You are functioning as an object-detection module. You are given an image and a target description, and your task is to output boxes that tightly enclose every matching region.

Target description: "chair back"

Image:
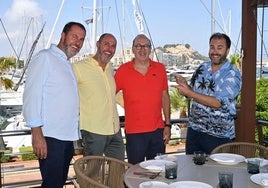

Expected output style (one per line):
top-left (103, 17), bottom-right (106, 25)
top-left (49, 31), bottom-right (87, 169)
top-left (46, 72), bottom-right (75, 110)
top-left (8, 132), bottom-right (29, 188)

top-left (211, 142), bottom-right (268, 158)
top-left (74, 155), bottom-right (132, 188)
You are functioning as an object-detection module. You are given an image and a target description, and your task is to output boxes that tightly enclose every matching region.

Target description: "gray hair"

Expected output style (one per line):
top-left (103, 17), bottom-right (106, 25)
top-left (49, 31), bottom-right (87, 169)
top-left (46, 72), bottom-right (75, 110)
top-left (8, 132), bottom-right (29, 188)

top-left (132, 34), bottom-right (151, 47)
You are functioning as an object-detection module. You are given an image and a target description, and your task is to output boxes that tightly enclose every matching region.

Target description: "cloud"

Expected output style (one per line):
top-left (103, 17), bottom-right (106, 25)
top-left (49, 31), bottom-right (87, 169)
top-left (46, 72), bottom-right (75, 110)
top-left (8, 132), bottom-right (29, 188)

top-left (0, 0), bottom-right (47, 57)
top-left (5, 0), bottom-right (46, 22)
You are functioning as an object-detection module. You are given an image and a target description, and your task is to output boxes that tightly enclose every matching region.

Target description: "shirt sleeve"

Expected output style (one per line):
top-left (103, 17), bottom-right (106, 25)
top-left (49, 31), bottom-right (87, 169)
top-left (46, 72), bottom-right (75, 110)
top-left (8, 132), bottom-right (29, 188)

top-left (215, 69), bottom-right (242, 115)
top-left (114, 67), bottom-right (123, 93)
top-left (22, 52), bottom-right (51, 127)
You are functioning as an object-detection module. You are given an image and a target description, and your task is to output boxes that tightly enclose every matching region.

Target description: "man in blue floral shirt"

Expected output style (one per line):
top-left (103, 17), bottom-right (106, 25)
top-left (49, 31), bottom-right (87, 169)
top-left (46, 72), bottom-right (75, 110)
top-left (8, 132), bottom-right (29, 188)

top-left (175, 33), bottom-right (242, 154)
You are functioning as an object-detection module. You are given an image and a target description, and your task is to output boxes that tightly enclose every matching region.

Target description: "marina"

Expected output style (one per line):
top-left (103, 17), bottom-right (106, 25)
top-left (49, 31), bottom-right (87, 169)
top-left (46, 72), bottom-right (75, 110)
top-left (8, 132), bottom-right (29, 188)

top-left (0, 0), bottom-right (268, 187)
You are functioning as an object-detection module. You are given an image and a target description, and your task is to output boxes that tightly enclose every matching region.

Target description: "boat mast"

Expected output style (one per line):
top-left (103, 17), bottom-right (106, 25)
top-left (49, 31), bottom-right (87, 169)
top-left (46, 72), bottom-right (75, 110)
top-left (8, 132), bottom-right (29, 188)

top-left (46, 0), bottom-right (65, 49)
top-left (259, 3), bottom-right (266, 78)
top-left (211, 0), bottom-right (215, 34)
top-left (90, 0), bottom-right (98, 54)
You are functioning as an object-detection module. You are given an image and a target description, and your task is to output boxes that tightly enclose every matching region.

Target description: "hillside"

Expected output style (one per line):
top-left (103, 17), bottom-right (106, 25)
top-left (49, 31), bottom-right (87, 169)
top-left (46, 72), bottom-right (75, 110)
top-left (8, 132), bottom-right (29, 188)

top-left (156, 43), bottom-right (209, 62)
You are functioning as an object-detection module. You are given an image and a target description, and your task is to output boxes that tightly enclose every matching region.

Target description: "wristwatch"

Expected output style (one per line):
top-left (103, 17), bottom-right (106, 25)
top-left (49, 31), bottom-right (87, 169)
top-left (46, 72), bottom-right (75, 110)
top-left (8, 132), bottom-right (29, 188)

top-left (165, 123), bottom-right (172, 128)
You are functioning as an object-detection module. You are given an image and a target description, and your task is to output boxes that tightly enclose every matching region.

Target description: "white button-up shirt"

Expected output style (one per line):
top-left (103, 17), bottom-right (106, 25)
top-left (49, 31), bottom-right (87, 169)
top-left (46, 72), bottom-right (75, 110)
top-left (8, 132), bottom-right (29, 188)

top-left (23, 44), bottom-right (80, 141)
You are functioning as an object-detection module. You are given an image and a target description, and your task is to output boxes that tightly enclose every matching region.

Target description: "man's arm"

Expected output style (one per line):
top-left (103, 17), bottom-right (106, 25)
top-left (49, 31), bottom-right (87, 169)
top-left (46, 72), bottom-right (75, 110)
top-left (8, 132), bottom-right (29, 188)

top-left (175, 75), bottom-right (221, 108)
top-left (162, 90), bottom-right (171, 144)
top-left (23, 52), bottom-right (49, 159)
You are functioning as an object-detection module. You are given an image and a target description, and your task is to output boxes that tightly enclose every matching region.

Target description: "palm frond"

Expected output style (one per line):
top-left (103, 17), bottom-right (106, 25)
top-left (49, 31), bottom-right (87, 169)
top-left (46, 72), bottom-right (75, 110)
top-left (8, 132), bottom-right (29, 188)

top-left (0, 77), bottom-right (14, 90)
top-left (169, 88), bottom-right (187, 113)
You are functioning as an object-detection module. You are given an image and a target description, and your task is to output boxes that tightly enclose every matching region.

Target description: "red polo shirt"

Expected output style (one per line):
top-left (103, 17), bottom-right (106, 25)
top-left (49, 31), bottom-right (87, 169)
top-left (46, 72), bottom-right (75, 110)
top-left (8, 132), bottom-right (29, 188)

top-left (115, 59), bottom-right (168, 134)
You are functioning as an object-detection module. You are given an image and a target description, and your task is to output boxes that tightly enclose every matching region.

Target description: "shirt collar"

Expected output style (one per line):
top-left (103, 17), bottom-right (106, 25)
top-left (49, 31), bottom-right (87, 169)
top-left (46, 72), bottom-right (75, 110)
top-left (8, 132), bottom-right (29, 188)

top-left (50, 44), bottom-right (68, 61)
top-left (128, 58), bottom-right (154, 69)
top-left (209, 60), bottom-right (231, 72)
top-left (89, 54), bottom-right (111, 71)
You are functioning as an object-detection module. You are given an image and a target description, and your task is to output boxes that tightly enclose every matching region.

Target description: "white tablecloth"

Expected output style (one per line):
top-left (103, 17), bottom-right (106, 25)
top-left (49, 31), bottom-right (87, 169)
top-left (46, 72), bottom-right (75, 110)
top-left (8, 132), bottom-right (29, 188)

top-left (124, 154), bottom-right (259, 188)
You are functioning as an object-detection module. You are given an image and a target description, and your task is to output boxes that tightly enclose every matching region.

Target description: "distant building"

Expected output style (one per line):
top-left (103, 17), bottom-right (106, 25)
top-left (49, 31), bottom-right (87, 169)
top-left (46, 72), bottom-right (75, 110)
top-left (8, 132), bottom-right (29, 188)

top-left (71, 53), bottom-right (91, 63)
top-left (73, 45), bottom-right (206, 69)
top-left (112, 48), bottom-right (133, 67)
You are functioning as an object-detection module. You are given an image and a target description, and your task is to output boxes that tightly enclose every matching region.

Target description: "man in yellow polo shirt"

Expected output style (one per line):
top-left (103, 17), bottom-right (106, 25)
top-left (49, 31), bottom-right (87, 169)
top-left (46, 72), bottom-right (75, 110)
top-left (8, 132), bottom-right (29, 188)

top-left (72, 33), bottom-right (124, 160)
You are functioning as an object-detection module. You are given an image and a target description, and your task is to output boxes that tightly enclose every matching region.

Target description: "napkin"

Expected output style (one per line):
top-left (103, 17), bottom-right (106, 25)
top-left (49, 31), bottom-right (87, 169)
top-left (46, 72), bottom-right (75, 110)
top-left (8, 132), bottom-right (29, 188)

top-left (145, 165), bottom-right (163, 172)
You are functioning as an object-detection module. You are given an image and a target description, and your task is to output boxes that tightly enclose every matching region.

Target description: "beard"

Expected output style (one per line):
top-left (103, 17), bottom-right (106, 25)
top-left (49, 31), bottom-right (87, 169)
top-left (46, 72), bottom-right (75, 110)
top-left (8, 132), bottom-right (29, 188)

top-left (98, 51), bottom-right (112, 64)
top-left (210, 54), bottom-right (227, 65)
top-left (212, 58), bottom-right (226, 65)
top-left (63, 41), bottom-right (79, 59)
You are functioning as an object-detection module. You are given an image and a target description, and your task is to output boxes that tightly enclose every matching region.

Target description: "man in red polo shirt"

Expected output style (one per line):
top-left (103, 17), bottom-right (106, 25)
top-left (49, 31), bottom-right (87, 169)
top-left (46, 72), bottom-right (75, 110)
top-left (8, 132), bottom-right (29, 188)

top-left (115, 34), bottom-right (171, 164)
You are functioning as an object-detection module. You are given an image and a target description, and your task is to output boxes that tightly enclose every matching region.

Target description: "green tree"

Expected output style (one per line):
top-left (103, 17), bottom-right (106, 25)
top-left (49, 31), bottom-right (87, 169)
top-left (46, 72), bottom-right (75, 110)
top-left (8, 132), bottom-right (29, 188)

top-left (169, 88), bottom-right (188, 127)
top-left (255, 78), bottom-right (268, 144)
top-left (185, 43), bottom-right (190, 49)
top-left (229, 54), bottom-right (242, 71)
top-left (17, 59), bottom-right (24, 69)
top-left (256, 78), bottom-right (268, 120)
top-left (0, 57), bottom-right (16, 90)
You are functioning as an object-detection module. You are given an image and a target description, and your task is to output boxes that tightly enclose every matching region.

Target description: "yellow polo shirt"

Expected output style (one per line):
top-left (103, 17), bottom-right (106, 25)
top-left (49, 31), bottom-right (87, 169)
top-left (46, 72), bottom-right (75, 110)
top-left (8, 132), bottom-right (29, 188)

top-left (72, 55), bottom-right (120, 135)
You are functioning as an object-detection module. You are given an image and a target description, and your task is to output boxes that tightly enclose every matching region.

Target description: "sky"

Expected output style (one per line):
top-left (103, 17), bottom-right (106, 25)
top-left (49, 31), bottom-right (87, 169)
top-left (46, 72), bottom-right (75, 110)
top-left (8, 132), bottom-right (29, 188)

top-left (0, 0), bottom-right (267, 61)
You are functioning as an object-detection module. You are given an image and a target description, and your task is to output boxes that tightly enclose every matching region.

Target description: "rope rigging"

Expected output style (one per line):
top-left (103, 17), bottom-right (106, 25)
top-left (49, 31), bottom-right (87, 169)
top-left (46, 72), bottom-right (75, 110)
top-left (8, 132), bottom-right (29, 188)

top-left (199, 0), bottom-right (241, 55)
top-left (252, 4), bottom-right (268, 78)
top-left (13, 22), bottom-right (46, 91)
top-left (0, 18), bottom-right (19, 59)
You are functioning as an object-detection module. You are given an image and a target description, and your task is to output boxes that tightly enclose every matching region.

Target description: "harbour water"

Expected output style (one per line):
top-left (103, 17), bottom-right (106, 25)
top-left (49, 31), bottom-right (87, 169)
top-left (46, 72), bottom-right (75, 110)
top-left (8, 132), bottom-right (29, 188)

top-left (257, 67), bottom-right (268, 78)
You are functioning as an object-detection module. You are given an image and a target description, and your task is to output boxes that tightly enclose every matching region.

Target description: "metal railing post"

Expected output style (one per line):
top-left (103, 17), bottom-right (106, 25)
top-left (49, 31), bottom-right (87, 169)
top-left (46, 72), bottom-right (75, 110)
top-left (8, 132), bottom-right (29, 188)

top-left (0, 151), bottom-right (3, 187)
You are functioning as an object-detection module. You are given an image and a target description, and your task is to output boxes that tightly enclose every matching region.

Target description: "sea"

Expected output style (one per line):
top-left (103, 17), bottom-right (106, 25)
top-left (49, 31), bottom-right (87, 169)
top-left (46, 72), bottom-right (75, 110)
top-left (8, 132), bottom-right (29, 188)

top-left (256, 67), bottom-right (268, 78)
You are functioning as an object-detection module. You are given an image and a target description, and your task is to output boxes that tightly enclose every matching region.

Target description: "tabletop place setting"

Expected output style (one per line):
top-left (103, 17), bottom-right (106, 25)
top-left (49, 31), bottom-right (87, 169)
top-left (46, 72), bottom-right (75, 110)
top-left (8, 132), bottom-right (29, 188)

top-left (124, 151), bottom-right (268, 188)
top-left (246, 157), bottom-right (268, 188)
top-left (137, 153), bottom-right (214, 188)
top-left (209, 152), bottom-right (268, 188)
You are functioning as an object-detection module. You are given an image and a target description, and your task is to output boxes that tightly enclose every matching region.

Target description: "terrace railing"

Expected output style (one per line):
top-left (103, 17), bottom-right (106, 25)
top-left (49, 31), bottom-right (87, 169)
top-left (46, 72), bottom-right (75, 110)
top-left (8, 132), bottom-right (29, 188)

top-left (0, 118), bottom-right (188, 187)
top-left (1, 118), bottom-right (268, 187)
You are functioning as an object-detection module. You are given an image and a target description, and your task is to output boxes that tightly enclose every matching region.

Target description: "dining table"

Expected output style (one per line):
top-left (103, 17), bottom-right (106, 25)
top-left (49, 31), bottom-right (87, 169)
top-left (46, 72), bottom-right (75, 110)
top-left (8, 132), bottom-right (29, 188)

top-left (124, 154), bottom-right (261, 188)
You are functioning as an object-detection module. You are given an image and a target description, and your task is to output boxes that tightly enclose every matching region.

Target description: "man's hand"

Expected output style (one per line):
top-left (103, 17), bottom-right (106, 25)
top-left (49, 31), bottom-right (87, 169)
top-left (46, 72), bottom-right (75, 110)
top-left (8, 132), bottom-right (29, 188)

top-left (31, 127), bottom-right (47, 159)
top-left (163, 126), bottom-right (171, 144)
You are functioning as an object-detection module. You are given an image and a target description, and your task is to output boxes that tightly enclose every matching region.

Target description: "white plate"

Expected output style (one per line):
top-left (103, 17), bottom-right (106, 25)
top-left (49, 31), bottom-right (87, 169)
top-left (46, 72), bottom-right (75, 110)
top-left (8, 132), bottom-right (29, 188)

top-left (169, 181), bottom-right (213, 188)
top-left (210, 153), bottom-right (245, 165)
top-left (155, 155), bottom-right (177, 162)
top-left (250, 173), bottom-right (268, 186)
top-left (139, 160), bottom-right (175, 172)
top-left (139, 181), bottom-right (169, 188)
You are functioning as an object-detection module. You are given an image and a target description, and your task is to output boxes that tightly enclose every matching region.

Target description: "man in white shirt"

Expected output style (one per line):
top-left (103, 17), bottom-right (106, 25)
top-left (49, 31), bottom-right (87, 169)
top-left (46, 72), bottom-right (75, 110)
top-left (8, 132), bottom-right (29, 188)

top-left (23, 22), bottom-right (86, 188)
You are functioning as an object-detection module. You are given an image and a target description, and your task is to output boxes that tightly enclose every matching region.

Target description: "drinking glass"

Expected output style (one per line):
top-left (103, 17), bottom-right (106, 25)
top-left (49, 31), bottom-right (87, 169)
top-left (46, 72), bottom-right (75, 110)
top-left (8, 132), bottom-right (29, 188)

top-left (218, 172), bottom-right (233, 188)
top-left (165, 162), bottom-right (177, 179)
top-left (247, 158), bottom-right (260, 174)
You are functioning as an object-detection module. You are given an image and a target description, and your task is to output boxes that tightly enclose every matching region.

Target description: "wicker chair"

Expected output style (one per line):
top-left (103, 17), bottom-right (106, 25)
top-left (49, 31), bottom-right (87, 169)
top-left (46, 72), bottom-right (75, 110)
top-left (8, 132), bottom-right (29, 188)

top-left (211, 142), bottom-right (268, 159)
top-left (73, 155), bottom-right (132, 188)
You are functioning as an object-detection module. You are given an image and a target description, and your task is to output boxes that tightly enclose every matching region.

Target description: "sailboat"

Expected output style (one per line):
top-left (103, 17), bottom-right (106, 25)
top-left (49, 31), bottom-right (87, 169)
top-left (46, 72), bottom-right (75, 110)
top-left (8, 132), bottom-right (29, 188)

top-left (0, 13), bottom-right (46, 152)
top-left (2, 114), bottom-right (31, 152)
top-left (80, 0), bottom-right (147, 57)
top-left (0, 0), bottom-right (148, 150)
top-left (78, 0), bottom-right (153, 117)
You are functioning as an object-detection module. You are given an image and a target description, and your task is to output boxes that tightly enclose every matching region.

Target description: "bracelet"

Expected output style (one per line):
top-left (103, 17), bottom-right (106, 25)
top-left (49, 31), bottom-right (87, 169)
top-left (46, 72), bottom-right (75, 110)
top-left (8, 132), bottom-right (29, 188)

top-left (165, 123), bottom-right (172, 128)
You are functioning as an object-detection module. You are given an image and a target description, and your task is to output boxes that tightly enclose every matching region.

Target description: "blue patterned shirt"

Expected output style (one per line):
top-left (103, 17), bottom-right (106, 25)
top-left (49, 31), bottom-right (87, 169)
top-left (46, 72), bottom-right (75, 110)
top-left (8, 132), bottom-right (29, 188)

top-left (189, 60), bottom-right (242, 139)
